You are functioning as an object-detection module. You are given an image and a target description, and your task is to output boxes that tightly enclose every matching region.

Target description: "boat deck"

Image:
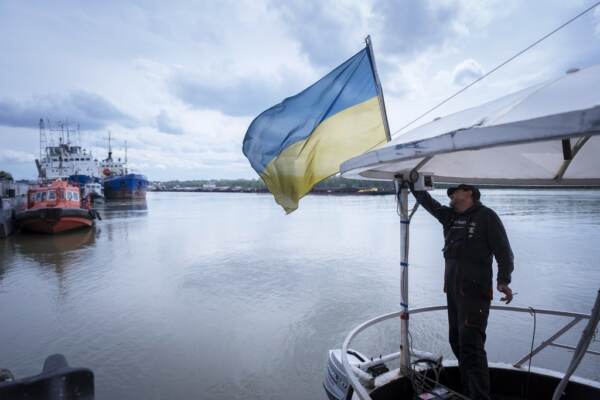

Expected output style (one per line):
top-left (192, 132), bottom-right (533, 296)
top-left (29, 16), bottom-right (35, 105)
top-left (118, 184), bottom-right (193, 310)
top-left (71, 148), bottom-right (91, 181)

top-left (370, 366), bottom-right (600, 399)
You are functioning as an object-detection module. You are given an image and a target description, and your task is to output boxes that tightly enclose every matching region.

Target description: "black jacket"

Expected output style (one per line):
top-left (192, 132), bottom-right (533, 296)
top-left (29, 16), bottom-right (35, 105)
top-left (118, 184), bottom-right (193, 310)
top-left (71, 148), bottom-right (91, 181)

top-left (412, 190), bottom-right (514, 295)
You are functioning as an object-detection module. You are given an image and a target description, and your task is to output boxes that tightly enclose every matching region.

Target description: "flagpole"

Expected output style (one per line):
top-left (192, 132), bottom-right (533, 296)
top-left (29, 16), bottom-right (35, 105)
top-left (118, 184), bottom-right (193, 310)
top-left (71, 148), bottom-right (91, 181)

top-left (365, 35), bottom-right (392, 142)
top-left (367, 35), bottom-right (410, 374)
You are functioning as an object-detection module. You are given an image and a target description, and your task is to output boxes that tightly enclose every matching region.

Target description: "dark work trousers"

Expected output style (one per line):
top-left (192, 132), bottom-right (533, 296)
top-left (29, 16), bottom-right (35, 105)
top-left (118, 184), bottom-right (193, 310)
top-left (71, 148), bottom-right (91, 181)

top-left (445, 260), bottom-right (491, 400)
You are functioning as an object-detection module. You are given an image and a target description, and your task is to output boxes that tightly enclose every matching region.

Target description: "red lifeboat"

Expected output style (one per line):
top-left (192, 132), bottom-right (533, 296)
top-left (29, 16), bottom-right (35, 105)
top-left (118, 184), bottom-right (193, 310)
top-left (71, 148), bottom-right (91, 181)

top-left (16, 180), bottom-right (100, 234)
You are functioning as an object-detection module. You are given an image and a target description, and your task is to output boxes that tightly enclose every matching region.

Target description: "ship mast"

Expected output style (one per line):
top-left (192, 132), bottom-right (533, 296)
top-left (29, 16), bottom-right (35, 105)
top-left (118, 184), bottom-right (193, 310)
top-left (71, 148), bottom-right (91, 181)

top-left (77, 122), bottom-right (81, 148)
top-left (36, 119), bottom-right (48, 179)
top-left (38, 118), bottom-right (46, 161)
top-left (107, 131), bottom-right (113, 161)
top-left (66, 120), bottom-right (71, 145)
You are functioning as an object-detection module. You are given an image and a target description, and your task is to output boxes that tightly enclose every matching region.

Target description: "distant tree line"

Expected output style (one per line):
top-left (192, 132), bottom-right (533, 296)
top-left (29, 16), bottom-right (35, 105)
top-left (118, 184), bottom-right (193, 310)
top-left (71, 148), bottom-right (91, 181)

top-left (0, 171), bottom-right (13, 181)
top-left (159, 175), bottom-right (395, 192)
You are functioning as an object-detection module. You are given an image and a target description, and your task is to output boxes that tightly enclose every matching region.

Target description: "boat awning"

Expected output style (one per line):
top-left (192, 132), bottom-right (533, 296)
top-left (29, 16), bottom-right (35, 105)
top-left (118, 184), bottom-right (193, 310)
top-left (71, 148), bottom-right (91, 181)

top-left (340, 65), bottom-right (600, 185)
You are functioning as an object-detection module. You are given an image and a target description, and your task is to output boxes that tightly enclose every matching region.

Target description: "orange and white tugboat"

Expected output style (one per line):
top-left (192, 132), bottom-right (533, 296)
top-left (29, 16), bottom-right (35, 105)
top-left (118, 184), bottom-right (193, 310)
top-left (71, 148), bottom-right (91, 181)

top-left (16, 180), bottom-right (100, 234)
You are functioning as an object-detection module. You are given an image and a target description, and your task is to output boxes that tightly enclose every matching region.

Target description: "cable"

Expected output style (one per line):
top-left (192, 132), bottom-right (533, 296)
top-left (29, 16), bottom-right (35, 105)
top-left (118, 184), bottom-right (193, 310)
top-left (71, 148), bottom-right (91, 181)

top-left (390, 1), bottom-right (600, 138)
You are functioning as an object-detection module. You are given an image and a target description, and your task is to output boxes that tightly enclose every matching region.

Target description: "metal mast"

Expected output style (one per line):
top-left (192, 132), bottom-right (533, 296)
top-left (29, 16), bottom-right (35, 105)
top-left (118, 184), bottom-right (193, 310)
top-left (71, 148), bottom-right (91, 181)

top-left (395, 178), bottom-right (411, 374)
top-left (38, 118), bottom-right (47, 161)
top-left (107, 131), bottom-right (112, 161)
top-left (366, 34), bottom-right (411, 373)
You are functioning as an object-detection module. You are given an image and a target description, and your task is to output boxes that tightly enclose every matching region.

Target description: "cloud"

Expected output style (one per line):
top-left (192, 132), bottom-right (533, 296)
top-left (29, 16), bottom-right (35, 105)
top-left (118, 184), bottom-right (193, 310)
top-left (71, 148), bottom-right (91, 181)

top-left (156, 110), bottom-right (183, 135)
top-left (0, 91), bottom-right (138, 130)
top-left (271, 0), bottom-right (368, 66)
top-left (170, 66), bottom-right (310, 117)
top-left (0, 1), bottom-right (597, 181)
top-left (171, 76), bottom-right (270, 117)
top-left (452, 59), bottom-right (484, 86)
top-left (0, 149), bottom-right (35, 163)
top-left (374, 0), bottom-right (464, 56)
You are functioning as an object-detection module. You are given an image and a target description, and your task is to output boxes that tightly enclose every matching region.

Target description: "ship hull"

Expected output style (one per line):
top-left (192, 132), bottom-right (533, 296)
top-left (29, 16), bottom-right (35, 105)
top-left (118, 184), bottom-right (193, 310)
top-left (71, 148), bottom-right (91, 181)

top-left (16, 208), bottom-right (95, 234)
top-left (68, 174), bottom-right (100, 185)
top-left (103, 174), bottom-right (148, 199)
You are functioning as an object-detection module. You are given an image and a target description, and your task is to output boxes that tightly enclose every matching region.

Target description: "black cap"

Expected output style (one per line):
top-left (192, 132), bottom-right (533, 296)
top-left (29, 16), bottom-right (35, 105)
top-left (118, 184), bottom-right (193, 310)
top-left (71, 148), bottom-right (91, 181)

top-left (447, 184), bottom-right (480, 201)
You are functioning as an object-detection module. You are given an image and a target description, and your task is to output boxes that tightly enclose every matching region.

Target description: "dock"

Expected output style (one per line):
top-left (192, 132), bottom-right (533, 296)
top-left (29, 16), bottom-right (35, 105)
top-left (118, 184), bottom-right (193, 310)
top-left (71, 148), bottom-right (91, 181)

top-left (0, 180), bottom-right (29, 238)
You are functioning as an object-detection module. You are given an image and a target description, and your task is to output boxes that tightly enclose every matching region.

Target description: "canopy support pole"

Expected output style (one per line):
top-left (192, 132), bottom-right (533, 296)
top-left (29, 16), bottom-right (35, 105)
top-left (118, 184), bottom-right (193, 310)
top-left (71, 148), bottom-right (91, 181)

top-left (395, 179), bottom-right (411, 374)
top-left (554, 135), bottom-right (591, 180)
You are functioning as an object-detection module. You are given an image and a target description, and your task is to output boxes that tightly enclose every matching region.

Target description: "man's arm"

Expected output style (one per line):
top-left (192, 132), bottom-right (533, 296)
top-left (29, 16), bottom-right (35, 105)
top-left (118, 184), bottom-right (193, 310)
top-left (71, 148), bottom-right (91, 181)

top-left (486, 209), bottom-right (514, 285)
top-left (410, 187), bottom-right (453, 226)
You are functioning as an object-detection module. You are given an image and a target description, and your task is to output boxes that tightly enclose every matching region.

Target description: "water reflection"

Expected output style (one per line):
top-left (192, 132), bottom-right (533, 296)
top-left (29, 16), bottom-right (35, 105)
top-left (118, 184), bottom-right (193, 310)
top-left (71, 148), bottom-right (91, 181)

top-left (14, 228), bottom-right (96, 262)
top-left (0, 191), bottom-right (598, 400)
top-left (97, 199), bottom-right (148, 219)
top-left (13, 229), bottom-right (97, 298)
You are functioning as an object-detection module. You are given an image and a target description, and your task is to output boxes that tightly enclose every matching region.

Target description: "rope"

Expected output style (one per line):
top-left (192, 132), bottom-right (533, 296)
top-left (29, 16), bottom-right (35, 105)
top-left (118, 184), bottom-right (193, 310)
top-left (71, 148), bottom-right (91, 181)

top-left (390, 1), bottom-right (600, 138)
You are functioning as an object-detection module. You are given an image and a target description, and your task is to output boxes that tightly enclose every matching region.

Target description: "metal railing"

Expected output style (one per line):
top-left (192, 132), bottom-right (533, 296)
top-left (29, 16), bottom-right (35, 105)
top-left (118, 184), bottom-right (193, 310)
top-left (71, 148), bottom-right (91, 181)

top-left (341, 305), bottom-right (597, 400)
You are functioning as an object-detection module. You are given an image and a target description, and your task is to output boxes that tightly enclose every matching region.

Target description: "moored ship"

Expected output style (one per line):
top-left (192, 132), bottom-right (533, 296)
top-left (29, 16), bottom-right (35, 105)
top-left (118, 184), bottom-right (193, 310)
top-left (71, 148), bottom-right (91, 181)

top-left (16, 180), bottom-right (99, 234)
top-left (69, 174), bottom-right (105, 200)
top-left (99, 134), bottom-right (148, 199)
top-left (102, 174), bottom-right (148, 199)
top-left (35, 119), bottom-right (100, 182)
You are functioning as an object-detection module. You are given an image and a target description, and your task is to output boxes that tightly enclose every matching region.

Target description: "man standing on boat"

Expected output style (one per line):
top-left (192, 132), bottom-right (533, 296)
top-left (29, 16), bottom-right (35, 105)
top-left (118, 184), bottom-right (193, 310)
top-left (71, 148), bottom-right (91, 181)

top-left (410, 184), bottom-right (514, 400)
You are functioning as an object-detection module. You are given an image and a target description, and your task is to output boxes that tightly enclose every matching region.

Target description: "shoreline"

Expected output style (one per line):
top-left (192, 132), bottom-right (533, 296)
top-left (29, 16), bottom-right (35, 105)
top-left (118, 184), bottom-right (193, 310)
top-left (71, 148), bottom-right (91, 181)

top-left (149, 186), bottom-right (600, 195)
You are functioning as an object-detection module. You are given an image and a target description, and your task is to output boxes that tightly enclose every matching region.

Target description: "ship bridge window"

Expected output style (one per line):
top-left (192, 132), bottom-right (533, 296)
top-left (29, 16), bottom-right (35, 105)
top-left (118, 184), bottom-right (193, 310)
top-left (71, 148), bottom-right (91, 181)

top-left (40, 192), bottom-right (46, 201)
top-left (73, 192), bottom-right (79, 201)
top-left (53, 158), bottom-right (58, 161)
top-left (35, 192), bottom-right (42, 201)
top-left (47, 191), bottom-right (56, 200)
top-left (67, 191), bottom-right (73, 201)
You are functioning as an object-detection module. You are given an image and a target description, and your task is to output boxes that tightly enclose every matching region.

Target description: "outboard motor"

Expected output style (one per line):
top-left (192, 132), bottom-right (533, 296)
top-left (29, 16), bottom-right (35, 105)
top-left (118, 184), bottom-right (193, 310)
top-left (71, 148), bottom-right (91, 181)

top-left (324, 349), bottom-right (389, 400)
top-left (324, 349), bottom-right (362, 400)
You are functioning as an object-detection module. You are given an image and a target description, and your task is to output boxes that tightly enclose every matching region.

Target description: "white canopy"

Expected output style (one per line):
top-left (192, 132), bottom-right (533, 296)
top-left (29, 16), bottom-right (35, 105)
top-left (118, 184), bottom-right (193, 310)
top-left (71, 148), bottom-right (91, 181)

top-left (341, 65), bottom-right (600, 185)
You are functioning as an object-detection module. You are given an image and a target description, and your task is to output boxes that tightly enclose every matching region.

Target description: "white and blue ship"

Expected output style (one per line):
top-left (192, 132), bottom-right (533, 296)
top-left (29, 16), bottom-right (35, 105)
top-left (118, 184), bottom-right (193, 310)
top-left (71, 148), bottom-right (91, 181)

top-left (35, 120), bottom-right (148, 200)
top-left (99, 134), bottom-right (148, 200)
top-left (35, 119), bottom-right (104, 200)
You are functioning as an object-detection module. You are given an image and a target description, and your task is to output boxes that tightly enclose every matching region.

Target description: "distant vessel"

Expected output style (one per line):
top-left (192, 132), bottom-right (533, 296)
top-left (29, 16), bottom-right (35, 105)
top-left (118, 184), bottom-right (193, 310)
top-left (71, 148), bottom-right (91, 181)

top-left (99, 133), bottom-right (148, 199)
top-left (83, 181), bottom-right (104, 200)
top-left (16, 180), bottom-right (99, 234)
top-left (69, 175), bottom-right (104, 200)
top-left (35, 119), bottom-right (100, 181)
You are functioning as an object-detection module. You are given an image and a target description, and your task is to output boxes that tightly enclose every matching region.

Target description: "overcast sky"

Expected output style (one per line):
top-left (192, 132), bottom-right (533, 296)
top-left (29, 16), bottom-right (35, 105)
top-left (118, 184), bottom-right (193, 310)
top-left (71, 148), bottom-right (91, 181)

top-left (1, 0), bottom-right (599, 181)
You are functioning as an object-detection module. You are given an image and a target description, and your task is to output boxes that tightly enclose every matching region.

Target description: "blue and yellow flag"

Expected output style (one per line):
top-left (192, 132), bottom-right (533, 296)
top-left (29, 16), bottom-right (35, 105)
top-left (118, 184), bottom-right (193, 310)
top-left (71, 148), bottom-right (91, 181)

top-left (242, 47), bottom-right (388, 213)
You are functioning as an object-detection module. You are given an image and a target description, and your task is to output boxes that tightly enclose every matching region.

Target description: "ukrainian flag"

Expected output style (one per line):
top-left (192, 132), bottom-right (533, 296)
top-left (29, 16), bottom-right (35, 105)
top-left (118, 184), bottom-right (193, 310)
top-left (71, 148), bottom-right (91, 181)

top-left (242, 47), bottom-right (388, 213)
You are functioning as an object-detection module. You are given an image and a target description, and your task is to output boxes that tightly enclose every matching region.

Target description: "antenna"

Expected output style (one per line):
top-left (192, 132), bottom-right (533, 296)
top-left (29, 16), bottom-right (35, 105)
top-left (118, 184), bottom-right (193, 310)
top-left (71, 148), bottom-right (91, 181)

top-left (107, 131), bottom-right (112, 161)
top-left (39, 118), bottom-right (46, 160)
top-left (46, 118), bottom-right (53, 148)
top-left (59, 121), bottom-right (65, 145)
top-left (125, 140), bottom-right (128, 164)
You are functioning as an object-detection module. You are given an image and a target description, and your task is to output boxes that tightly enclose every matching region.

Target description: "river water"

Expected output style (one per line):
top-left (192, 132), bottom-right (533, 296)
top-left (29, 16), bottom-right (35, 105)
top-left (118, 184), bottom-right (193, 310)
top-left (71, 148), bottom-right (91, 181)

top-left (1, 190), bottom-right (599, 399)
